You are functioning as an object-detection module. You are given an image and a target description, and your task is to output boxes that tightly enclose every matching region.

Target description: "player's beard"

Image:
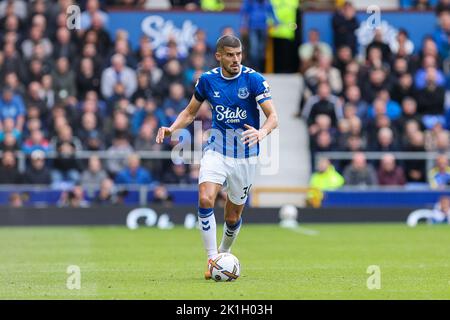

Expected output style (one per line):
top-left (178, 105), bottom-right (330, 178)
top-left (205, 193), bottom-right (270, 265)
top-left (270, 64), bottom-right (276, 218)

top-left (223, 63), bottom-right (240, 76)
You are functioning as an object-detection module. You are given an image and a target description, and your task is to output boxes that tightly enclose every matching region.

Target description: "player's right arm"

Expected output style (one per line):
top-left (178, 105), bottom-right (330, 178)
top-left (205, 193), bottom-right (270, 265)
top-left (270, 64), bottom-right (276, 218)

top-left (155, 95), bottom-right (203, 144)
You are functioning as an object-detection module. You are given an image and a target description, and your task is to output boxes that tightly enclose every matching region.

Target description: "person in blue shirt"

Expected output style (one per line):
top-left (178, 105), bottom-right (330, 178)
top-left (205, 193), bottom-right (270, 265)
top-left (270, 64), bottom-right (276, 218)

top-left (156, 35), bottom-right (279, 280)
top-left (115, 153), bottom-right (153, 185)
top-left (0, 87), bottom-right (25, 132)
top-left (240, 0), bottom-right (279, 72)
top-left (430, 195), bottom-right (450, 224)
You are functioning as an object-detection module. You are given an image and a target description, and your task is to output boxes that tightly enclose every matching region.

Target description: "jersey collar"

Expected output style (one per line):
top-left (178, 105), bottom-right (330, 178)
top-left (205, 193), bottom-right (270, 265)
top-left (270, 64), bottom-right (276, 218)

top-left (220, 65), bottom-right (242, 80)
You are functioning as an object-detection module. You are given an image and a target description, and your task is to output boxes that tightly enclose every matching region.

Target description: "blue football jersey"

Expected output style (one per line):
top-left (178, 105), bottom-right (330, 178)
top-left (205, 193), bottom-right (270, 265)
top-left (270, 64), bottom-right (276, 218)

top-left (194, 65), bottom-right (272, 158)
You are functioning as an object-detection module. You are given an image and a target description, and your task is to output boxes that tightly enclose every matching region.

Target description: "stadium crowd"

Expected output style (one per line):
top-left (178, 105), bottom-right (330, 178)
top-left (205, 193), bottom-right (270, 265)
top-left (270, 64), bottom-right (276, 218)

top-left (2, 0), bottom-right (450, 207)
top-left (305, 0), bottom-right (450, 191)
top-left (0, 0), bottom-right (229, 207)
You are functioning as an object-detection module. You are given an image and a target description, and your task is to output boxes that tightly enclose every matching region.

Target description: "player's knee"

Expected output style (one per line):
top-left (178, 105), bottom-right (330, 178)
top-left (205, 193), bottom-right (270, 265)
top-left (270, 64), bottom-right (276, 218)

top-left (225, 214), bottom-right (241, 226)
top-left (199, 194), bottom-right (215, 208)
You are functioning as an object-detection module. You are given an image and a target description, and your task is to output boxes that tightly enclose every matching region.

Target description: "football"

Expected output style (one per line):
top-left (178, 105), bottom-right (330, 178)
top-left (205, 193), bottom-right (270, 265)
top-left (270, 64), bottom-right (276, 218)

top-left (209, 253), bottom-right (241, 282)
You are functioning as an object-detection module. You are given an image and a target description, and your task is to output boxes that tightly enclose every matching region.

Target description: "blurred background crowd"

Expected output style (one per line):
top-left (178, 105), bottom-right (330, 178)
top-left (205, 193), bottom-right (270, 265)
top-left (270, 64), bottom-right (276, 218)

top-left (1, 0), bottom-right (450, 207)
top-left (304, 1), bottom-right (450, 192)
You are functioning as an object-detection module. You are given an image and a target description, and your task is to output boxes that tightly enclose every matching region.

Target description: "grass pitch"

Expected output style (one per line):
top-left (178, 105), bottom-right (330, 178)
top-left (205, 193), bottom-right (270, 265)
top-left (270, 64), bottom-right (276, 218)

top-left (0, 223), bottom-right (449, 300)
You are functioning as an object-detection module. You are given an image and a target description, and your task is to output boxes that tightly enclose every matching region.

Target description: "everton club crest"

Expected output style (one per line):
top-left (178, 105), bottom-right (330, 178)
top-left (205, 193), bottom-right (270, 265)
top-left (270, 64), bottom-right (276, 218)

top-left (238, 87), bottom-right (250, 99)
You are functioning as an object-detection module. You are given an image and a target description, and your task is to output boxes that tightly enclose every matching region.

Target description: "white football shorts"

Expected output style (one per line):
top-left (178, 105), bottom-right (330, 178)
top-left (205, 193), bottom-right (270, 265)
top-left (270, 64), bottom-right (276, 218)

top-left (198, 150), bottom-right (257, 205)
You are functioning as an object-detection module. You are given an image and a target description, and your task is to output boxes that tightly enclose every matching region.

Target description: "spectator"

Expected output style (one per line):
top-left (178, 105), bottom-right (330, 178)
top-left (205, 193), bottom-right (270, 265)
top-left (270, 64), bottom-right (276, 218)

top-left (52, 57), bottom-right (77, 104)
top-left (390, 29), bottom-right (414, 58)
top-left (429, 154), bottom-right (450, 189)
top-left (434, 10), bottom-right (450, 60)
top-left (391, 73), bottom-right (416, 104)
top-left (184, 53), bottom-right (207, 96)
top-left (0, 87), bottom-right (25, 132)
top-left (435, 130), bottom-right (450, 153)
top-left (367, 96), bottom-right (402, 121)
top-left (115, 153), bottom-right (153, 185)
top-left (41, 74), bottom-right (55, 109)
top-left (81, 155), bottom-right (108, 188)
top-left (158, 59), bottom-right (184, 99)
top-left (104, 110), bottom-right (131, 144)
top-left (101, 53), bottom-right (137, 99)
top-left (343, 152), bottom-right (378, 186)
top-left (0, 0), bottom-right (27, 20)
top-left (343, 85), bottom-right (368, 121)
top-left (93, 178), bottom-right (118, 205)
top-left (415, 67), bottom-right (445, 115)
top-left (430, 195), bottom-right (450, 224)
top-left (154, 38), bottom-right (187, 67)
top-left (371, 127), bottom-right (399, 152)
top-left (0, 117), bottom-right (22, 143)
top-left (304, 55), bottom-right (342, 96)
top-left (403, 130), bottom-right (427, 183)
top-left (365, 29), bottom-right (392, 64)
top-left (414, 56), bottom-right (445, 90)
top-left (80, 0), bottom-right (109, 30)
top-left (163, 163), bottom-right (191, 184)
top-left (309, 157), bottom-right (344, 190)
top-left (331, 1), bottom-right (358, 55)
top-left (77, 112), bottom-right (105, 150)
top-left (415, 0), bottom-right (434, 9)
top-left (377, 153), bottom-right (406, 186)
top-left (58, 184), bottom-right (90, 208)
top-left (107, 37), bottom-right (138, 69)
top-left (106, 133), bottom-right (134, 176)
top-left (301, 82), bottom-right (343, 127)
top-left (51, 127), bottom-right (83, 184)
top-left (134, 122), bottom-right (160, 151)
top-left (136, 56), bottom-right (163, 91)
top-left (26, 82), bottom-right (47, 117)
top-left (53, 27), bottom-right (77, 61)
top-left (152, 184), bottom-right (174, 206)
top-left (361, 68), bottom-right (391, 104)
top-left (1, 42), bottom-right (27, 83)
top-left (436, 0), bottom-right (450, 15)
top-left (4, 72), bottom-right (26, 97)
top-left (76, 58), bottom-right (101, 100)
top-left (22, 129), bottom-right (51, 155)
top-left (426, 127), bottom-right (450, 153)
top-left (131, 72), bottom-right (154, 103)
top-left (162, 82), bottom-right (188, 123)
top-left (0, 150), bottom-right (22, 184)
top-left (23, 150), bottom-right (51, 185)
top-left (298, 29), bottom-right (333, 73)
top-left (84, 11), bottom-right (112, 57)
top-left (239, 0), bottom-right (279, 72)
top-left (8, 192), bottom-right (25, 208)
top-left (0, 132), bottom-right (20, 151)
top-left (310, 130), bottom-right (336, 171)
top-left (392, 57), bottom-right (410, 80)
top-left (21, 25), bottom-right (53, 60)
top-left (333, 45), bottom-right (353, 77)
top-left (394, 97), bottom-right (424, 134)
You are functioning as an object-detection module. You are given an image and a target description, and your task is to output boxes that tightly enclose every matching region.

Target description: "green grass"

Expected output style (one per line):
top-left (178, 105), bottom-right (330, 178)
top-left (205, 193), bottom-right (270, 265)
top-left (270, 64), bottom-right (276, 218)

top-left (0, 223), bottom-right (450, 299)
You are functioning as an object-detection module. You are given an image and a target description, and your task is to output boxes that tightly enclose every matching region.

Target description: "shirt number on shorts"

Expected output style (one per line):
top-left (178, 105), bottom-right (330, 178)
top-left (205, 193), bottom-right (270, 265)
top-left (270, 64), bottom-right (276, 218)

top-left (241, 184), bottom-right (253, 200)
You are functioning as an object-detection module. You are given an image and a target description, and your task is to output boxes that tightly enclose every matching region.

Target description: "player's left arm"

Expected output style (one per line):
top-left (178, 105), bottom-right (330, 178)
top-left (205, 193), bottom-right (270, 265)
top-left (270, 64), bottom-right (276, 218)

top-left (242, 99), bottom-right (279, 147)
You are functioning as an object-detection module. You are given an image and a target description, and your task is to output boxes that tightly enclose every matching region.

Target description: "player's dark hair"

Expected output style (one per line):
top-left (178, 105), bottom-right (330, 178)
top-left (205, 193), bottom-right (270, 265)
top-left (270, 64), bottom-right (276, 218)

top-left (216, 35), bottom-right (242, 52)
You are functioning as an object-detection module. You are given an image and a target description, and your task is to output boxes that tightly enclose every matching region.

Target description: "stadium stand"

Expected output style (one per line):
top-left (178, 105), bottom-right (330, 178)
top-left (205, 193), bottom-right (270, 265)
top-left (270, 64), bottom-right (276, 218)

top-left (2, 0), bottom-right (450, 209)
top-left (303, 0), bottom-right (450, 198)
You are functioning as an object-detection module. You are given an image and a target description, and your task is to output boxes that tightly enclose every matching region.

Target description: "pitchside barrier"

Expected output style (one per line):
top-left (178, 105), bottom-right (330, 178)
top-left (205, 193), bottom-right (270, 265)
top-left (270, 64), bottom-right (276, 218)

top-left (0, 205), bottom-right (414, 226)
top-left (1, 185), bottom-right (449, 208)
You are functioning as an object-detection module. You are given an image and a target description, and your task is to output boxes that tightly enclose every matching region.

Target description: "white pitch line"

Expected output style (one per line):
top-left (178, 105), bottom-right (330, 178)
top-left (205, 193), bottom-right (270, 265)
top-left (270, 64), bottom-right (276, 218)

top-left (288, 226), bottom-right (320, 236)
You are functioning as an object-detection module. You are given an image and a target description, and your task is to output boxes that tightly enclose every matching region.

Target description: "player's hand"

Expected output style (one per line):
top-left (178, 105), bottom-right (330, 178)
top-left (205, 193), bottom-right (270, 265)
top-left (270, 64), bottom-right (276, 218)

top-left (156, 127), bottom-right (173, 144)
top-left (241, 124), bottom-right (268, 147)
